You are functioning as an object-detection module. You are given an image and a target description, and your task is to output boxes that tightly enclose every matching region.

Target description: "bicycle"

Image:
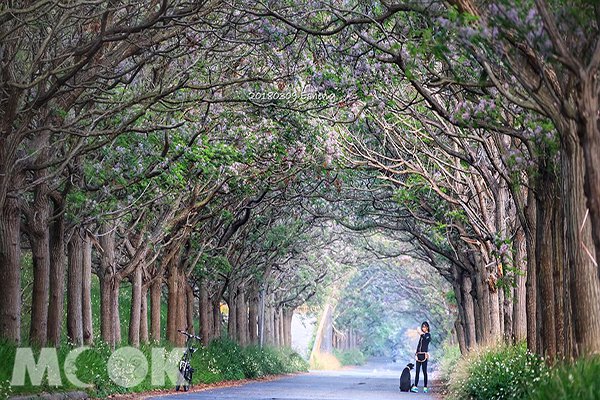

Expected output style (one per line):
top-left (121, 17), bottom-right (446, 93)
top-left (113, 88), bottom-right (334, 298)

top-left (176, 329), bottom-right (202, 392)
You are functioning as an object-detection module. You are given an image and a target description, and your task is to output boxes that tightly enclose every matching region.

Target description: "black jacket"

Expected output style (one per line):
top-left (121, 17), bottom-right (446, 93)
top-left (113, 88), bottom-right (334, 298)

top-left (416, 332), bottom-right (431, 353)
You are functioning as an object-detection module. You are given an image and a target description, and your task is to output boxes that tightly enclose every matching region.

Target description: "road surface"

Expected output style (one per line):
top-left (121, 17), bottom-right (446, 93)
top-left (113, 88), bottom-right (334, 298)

top-left (150, 358), bottom-right (440, 400)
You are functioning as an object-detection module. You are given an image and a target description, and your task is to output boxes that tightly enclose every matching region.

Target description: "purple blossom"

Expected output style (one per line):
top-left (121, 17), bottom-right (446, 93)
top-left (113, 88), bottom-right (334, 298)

top-left (506, 8), bottom-right (520, 25)
top-left (229, 162), bottom-right (244, 176)
top-left (525, 8), bottom-right (537, 24)
top-left (462, 26), bottom-right (478, 39)
top-left (491, 27), bottom-right (500, 39)
top-left (437, 17), bottom-right (450, 28)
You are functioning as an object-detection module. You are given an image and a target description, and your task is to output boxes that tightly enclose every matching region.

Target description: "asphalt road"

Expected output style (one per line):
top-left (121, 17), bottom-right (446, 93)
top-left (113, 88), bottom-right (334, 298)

top-left (151, 358), bottom-right (439, 400)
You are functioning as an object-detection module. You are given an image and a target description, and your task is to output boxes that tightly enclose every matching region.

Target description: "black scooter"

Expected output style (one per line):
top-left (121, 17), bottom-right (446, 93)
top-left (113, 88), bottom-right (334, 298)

top-left (176, 329), bottom-right (202, 392)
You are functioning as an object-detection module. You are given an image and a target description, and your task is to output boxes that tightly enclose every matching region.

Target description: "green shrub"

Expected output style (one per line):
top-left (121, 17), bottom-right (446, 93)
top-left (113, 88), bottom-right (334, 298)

top-left (205, 338), bottom-right (246, 381)
top-left (439, 342), bottom-right (461, 381)
top-left (333, 348), bottom-right (367, 366)
top-left (448, 343), bottom-right (547, 400)
top-left (186, 339), bottom-right (308, 385)
top-left (528, 356), bottom-right (600, 400)
top-left (277, 347), bottom-right (310, 373)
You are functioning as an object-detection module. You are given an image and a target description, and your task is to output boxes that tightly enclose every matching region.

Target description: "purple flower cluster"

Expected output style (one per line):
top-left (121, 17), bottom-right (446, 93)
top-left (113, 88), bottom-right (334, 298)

top-left (488, 2), bottom-right (552, 53)
top-left (506, 147), bottom-right (535, 171)
top-left (288, 141), bottom-right (307, 161)
top-left (498, 242), bottom-right (510, 256)
top-left (450, 98), bottom-right (496, 123)
top-left (322, 131), bottom-right (341, 166)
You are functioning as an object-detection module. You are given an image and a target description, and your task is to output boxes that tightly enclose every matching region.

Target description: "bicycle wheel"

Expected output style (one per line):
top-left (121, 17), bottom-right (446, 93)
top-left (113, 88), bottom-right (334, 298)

top-left (176, 363), bottom-right (188, 391)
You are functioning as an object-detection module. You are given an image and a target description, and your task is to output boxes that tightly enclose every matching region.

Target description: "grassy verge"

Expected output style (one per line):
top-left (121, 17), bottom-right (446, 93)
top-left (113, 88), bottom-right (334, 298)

top-left (528, 356), bottom-right (600, 400)
top-left (438, 342), bottom-right (461, 381)
top-left (0, 339), bottom-right (308, 400)
top-left (333, 348), bottom-right (367, 366)
top-left (446, 343), bottom-right (600, 400)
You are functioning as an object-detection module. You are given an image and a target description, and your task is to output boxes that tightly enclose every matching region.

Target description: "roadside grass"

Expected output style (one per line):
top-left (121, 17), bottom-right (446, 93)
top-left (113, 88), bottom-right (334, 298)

top-left (309, 351), bottom-right (341, 370)
top-left (528, 356), bottom-right (600, 400)
top-left (438, 342), bottom-right (461, 381)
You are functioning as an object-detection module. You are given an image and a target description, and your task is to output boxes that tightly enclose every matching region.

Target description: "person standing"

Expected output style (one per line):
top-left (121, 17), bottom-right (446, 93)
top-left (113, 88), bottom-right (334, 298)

top-left (411, 321), bottom-right (431, 393)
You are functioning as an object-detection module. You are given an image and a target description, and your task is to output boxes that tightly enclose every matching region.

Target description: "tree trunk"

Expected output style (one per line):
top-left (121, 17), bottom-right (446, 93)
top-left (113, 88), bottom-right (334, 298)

top-left (212, 297), bottom-right (222, 339)
top-left (452, 274), bottom-right (468, 350)
top-left (179, 276), bottom-right (187, 336)
top-left (473, 272), bottom-right (490, 344)
top-left (140, 284), bottom-right (149, 344)
top-left (207, 297), bottom-right (214, 338)
top-left (455, 318), bottom-right (467, 354)
top-left (462, 274), bottom-right (477, 349)
top-left (82, 234), bottom-right (93, 345)
top-left (273, 307), bottom-right (281, 347)
top-left (26, 133), bottom-right (53, 346)
top-left (563, 124), bottom-right (600, 357)
top-left (29, 229), bottom-right (50, 346)
top-left (186, 284), bottom-right (195, 335)
top-left (577, 77), bottom-right (600, 279)
top-left (128, 267), bottom-right (142, 347)
top-left (264, 302), bottom-right (274, 346)
top-left (28, 189), bottom-right (51, 345)
top-left (535, 169), bottom-right (557, 360)
top-left (552, 200), bottom-right (567, 358)
top-left (498, 284), bottom-right (505, 337)
top-left (248, 285), bottom-right (259, 345)
top-left (235, 285), bottom-right (247, 346)
top-left (174, 267), bottom-right (186, 346)
top-left (0, 190), bottom-right (22, 343)
top-left (166, 263), bottom-right (184, 345)
top-left (513, 227), bottom-right (528, 342)
top-left (98, 225), bottom-right (117, 347)
top-left (167, 261), bottom-right (179, 344)
top-left (99, 272), bottom-right (114, 345)
top-left (488, 275), bottom-right (501, 343)
top-left (47, 205), bottom-right (65, 347)
top-left (279, 308), bottom-right (285, 347)
top-left (258, 289), bottom-right (265, 347)
top-left (67, 229), bottom-right (84, 346)
top-left (199, 279), bottom-right (210, 345)
top-left (150, 278), bottom-right (162, 342)
top-left (227, 293), bottom-right (237, 342)
top-left (283, 308), bottom-right (293, 348)
top-left (524, 188), bottom-right (538, 353)
top-left (503, 287), bottom-right (515, 343)
top-left (111, 279), bottom-right (122, 345)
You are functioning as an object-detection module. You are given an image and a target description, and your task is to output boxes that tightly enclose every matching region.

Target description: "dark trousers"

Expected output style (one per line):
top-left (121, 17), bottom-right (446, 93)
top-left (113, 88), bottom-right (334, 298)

top-left (414, 360), bottom-right (428, 387)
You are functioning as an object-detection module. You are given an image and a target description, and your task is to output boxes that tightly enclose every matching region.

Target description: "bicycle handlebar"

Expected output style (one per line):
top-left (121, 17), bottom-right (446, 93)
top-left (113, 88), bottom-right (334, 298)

top-left (177, 329), bottom-right (202, 341)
